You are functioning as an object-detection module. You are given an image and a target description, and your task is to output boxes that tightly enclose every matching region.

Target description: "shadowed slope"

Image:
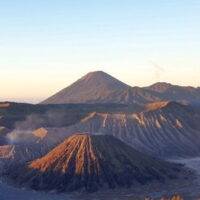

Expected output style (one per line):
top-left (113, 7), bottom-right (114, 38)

top-left (9, 134), bottom-right (185, 192)
top-left (147, 82), bottom-right (200, 104)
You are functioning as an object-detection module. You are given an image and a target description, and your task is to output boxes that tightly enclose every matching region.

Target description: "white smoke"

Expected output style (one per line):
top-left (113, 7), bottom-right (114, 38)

top-left (6, 109), bottom-right (67, 144)
top-left (6, 130), bottom-right (33, 144)
top-left (149, 60), bottom-right (165, 82)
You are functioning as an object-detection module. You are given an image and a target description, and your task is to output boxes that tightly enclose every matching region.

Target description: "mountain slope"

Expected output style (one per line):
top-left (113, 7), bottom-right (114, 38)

top-left (41, 71), bottom-right (131, 104)
top-left (41, 71), bottom-right (162, 105)
top-left (62, 101), bottom-right (200, 158)
top-left (8, 101), bottom-right (198, 159)
top-left (41, 71), bottom-right (200, 105)
top-left (8, 134), bottom-right (185, 192)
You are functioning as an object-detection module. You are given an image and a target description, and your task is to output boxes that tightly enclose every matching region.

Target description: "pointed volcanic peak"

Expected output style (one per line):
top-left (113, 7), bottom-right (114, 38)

top-left (10, 133), bottom-right (186, 192)
top-left (41, 71), bottom-right (131, 104)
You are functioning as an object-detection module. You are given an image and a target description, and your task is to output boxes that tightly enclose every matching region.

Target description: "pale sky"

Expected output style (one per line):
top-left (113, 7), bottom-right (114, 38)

top-left (0, 0), bottom-right (200, 103)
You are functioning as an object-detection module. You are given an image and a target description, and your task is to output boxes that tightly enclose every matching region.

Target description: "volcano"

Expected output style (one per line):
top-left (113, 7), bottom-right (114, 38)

top-left (9, 133), bottom-right (185, 192)
top-left (41, 71), bottom-right (200, 105)
top-left (41, 71), bottom-right (131, 104)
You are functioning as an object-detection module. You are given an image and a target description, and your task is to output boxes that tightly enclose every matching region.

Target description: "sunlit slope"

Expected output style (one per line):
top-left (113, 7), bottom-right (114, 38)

top-left (9, 134), bottom-right (184, 192)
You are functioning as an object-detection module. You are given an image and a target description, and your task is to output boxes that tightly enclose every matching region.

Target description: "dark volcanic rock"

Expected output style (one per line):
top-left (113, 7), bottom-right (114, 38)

top-left (8, 134), bottom-right (186, 192)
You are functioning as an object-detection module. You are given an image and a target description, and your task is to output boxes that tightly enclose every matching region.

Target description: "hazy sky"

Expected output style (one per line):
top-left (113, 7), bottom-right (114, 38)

top-left (0, 0), bottom-right (200, 103)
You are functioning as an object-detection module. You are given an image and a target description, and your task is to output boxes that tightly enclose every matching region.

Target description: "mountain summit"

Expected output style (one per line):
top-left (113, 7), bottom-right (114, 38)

top-left (41, 71), bottom-right (130, 104)
top-left (10, 133), bottom-right (185, 192)
top-left (41, 71), bottom-right (200, 105)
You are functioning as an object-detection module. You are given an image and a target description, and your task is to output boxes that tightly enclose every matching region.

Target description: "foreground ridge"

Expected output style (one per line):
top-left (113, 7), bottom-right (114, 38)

top-left (7, 133), bottom-right (187, 192)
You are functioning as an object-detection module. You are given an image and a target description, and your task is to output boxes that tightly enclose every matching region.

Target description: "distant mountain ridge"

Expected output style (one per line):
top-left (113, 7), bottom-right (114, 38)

top-left (41, 71), bottom-right (200, 105)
